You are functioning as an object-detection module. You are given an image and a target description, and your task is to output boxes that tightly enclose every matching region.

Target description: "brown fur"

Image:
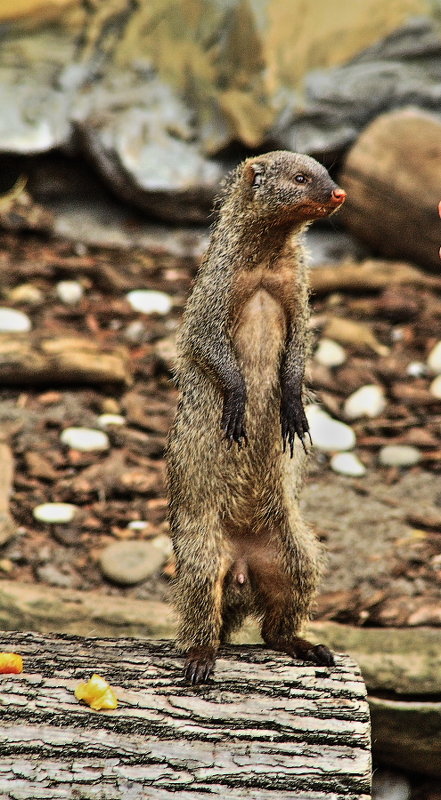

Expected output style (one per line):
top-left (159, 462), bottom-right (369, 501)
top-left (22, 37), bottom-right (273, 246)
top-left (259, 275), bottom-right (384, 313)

top-left (167, 150), bottom-right (345, 683)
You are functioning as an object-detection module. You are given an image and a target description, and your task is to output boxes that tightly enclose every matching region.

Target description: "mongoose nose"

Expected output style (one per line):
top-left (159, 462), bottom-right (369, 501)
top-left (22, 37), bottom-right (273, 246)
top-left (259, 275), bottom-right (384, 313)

top-left (331, 188), bottom-right (346, 205)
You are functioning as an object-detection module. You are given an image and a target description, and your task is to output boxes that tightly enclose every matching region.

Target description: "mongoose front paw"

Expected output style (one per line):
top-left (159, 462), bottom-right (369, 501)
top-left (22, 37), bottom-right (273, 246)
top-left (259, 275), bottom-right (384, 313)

top-left (221, 385), bottom-right (248, 449)
top-left (280, 394), bottom-right (311, 457)
top-left (184, 647), bottom-right (216, 685)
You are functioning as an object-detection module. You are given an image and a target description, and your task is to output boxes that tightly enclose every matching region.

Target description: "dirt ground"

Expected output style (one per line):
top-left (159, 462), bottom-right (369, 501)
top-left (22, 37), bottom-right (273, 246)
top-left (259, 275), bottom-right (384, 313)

top-left (0, 227), bottom-right (440, 629)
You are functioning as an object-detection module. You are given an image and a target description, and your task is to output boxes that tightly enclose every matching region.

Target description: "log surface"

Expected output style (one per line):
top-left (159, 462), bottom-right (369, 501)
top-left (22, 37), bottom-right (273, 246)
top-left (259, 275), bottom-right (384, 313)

top-left (0, 631), bottom-right (371, 800)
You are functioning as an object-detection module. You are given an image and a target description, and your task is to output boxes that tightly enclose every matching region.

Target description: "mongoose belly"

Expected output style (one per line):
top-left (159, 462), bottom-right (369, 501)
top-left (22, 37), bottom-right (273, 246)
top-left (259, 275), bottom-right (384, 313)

top-left (233, 289), bottom-right (286, 416)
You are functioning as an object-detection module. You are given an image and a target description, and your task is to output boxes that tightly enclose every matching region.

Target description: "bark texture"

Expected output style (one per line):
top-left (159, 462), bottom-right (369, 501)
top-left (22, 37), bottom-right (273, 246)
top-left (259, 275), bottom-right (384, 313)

top-left (0, 631), bottom-right (371, 800)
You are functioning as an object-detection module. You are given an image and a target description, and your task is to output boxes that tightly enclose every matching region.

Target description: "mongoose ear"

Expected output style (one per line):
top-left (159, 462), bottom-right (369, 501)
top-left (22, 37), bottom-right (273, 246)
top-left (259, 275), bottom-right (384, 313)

top-left (244, 161), bottom-right (265, 188)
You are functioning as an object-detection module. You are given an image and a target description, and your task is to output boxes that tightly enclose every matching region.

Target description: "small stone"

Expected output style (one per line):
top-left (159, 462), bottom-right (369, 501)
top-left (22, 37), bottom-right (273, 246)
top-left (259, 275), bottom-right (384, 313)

top-left (0, 307), bottom-right (31, 333)
top-left (127, 520), bottom-right (150, 531)
top-left (97, 414), bottom-right (125, 429)
top-left (429, 374), bottom-right (441, 399)
top-left (100, 398), bottom-right (121, 414)
top-left (427, 341), bottom-right (441, 374)
top-left (36, 563), bottom-right (76, 588)
top-left (314, 338), bottom-right (346, 367)
top-left (124, 319), bottom-right (146, 343)
top-left (406, 361), bottom-right (428, 378)
top-left (126, 290), bottom-right (172, 315)
top-left (33, 503), bottom-right (78, 524)
top-left (344, 384), bottom-right (386, 420)
top-left (99, 536), bottom-right (172, 586)
top-left (330, 452), bottom-right (366, 477)
top-left (378, 445), bottom-right (422, 467)
top-left (305, 405), bottom-right (356, 452)
top-left (7, 283), bottom-right (43, 305)
top-left (60, 427), bottom-right (110, 452)
top-left (56, 280), bottom-right (84, 305)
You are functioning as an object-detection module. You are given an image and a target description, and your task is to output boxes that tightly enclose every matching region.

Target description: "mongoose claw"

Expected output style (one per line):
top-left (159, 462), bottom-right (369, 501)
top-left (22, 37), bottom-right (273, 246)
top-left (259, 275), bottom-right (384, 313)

top-left (184, 647), bottom-right (216, 685)
top-left (307, 644), bottom-right (335, 667)
top-left (280, 395), bottom-right (311, 457)
top-left (221, 385), bottom-right (248, 449)
top-left (282, 636), bottom-right (335, 667)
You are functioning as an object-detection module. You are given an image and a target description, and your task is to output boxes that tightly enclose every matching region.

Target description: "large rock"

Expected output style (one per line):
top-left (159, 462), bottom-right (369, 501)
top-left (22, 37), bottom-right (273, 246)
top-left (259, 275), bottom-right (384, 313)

top-left (1, 0), bottom-right (439, 221)
top-left (339, 109), bottom-right (441, 271)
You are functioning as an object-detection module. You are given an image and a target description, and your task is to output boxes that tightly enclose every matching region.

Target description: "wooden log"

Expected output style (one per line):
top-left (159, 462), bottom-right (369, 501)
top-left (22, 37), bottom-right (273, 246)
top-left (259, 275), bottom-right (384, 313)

top-left (0, 631), bottom-right (371, 800)
top-left (0, 335), bottom-right (131, 386)
top-left (309, 259), bottom-right (441, 295)
top-left (339, 109), bottom-right (441, 272)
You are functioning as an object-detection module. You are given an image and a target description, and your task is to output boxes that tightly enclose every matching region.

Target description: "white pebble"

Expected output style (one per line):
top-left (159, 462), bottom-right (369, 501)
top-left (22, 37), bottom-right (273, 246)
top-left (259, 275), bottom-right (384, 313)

top-left (97, 414), bottom-right (125, 428)
top-left (314, 338), bottom-right (346, 367)
top-left (344, 384), bottom-right (386, 420)
top-left (330, 452), bottom-right (366, 477)
top-left (124, 319), bottom-right (146, 342)
top-left (60, 427), bottom-right (110, 452)
top-left (126, 290), bottom-right (172, 315)
top-left (379, 445), bottom-right (422, 467)
top-left (430, 374), bottom-right (441, 399)
top-left (127, 520), bottom-right (150, 531)
top-left (427, 341), bottom-right (441, 374)
top-left (56, 280), bottom-right (84, 305)
top-left (406, 361), bottom-right (428, 378)
top-left (0, 307), bottom-right (31, 333)
top-left (33, 503), bottom-right (77, 524)
top-left (305, 405), bottom-right (356, 452)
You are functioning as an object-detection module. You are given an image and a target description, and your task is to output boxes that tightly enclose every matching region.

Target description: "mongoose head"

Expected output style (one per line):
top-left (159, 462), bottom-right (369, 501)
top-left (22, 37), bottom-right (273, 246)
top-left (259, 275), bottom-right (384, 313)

top-left (241, 150), bottom-right (346, 224)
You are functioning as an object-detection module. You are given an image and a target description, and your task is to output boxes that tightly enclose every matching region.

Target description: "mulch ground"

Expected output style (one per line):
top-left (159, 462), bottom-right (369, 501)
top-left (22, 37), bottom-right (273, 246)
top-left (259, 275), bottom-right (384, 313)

top-left (1, 229), bottom-right (440, 626)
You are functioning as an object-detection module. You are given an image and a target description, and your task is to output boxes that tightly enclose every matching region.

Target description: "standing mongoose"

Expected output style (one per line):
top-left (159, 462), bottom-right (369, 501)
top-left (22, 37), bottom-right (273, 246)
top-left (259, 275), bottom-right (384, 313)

top-left (167, 150), bottom-right (346, 684)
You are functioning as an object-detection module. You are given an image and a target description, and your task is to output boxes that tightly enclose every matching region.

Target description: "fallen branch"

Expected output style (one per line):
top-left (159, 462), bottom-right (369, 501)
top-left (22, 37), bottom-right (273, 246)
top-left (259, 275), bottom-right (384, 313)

top-left (0, 335), bottom-right (131, 386)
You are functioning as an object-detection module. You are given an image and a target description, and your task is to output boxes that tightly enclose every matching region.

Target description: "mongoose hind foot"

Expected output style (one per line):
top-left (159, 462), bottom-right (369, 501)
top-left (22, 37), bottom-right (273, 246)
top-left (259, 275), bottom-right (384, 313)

top-left (184, 646), bottom-right (216, 685)
top-left (281, 636), bottom-right (335, 667)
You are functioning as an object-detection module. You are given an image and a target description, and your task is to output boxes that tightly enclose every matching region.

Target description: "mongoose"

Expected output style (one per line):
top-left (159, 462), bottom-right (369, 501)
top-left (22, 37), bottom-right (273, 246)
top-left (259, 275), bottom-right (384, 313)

top-left (167, 150), bottom-right (346, 684)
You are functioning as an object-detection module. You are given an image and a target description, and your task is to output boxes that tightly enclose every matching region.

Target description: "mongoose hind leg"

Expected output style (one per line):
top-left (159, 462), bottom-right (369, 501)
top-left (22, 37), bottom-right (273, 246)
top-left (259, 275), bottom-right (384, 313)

top-left (172, 515), bottom-right (231, 684)
top-left (253, 525), bottom-right (334, 668)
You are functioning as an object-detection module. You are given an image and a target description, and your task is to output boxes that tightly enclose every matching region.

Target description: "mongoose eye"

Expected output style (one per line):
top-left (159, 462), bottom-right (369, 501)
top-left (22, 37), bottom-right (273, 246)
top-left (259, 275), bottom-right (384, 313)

top-left (252, 171), bottom-right (264, 188)
top-left (294, 174), bottom-right (308, 184)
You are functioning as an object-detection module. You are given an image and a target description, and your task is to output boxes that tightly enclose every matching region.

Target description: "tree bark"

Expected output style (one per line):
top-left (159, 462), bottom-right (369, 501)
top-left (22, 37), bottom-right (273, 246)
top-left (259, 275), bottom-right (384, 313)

top-left (0, 335), bottom-right (131, 386)
top-left (0, 630), bottom-right (371, 800)
top-left (338, 109), bottom-right (441, 272)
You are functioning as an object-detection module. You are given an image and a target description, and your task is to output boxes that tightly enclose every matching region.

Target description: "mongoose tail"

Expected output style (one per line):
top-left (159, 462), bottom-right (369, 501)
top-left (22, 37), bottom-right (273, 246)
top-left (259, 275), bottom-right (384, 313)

top-left (167, 151), bottom-right (345, 684)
